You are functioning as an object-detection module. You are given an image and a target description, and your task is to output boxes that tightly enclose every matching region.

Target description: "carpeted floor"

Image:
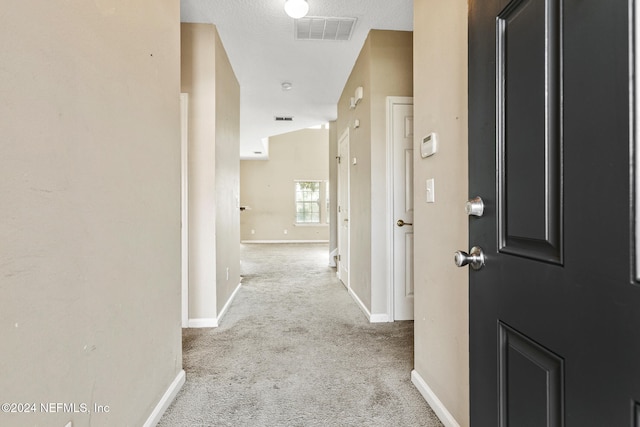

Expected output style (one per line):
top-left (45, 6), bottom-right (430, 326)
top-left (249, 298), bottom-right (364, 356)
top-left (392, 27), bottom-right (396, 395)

top-left (158, 243), bottom-right (443, 427)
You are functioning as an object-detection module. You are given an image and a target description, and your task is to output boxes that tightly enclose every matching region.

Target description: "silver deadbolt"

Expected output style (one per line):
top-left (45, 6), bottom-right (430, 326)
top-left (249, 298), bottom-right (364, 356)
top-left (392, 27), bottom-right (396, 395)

top-left (465, 196), bottom-right (484, 217)
top-left (454, 246), bottom-right (485, 270)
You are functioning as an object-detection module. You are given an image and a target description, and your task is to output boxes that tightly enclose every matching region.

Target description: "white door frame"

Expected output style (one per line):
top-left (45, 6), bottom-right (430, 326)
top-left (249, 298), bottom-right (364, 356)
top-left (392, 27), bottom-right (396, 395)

top-left (386, 96), bottom-right (414, 321)
top-left (180, 93), bottom-right (189, 328)
top-left (337, 127), bottom-right (350, 289)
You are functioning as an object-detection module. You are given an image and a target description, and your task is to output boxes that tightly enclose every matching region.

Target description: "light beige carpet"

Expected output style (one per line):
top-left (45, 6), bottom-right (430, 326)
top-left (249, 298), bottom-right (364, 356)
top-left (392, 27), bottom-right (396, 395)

top-left (158, 243), bottom-right (443, 427)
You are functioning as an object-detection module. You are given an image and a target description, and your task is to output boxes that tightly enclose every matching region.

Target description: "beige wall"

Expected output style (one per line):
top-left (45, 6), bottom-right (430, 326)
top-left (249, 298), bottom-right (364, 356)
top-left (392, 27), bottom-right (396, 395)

top-left (413, 1), bottom-right (469, 425)
top-left (181, 23), bottom-right (218, 321)
top-left (369, 31), bottom-right (414, 315)
top-left (0, 1), bottom-right (182, 426)
top-left (181, 23), bottom-right (241, 323)
top-left (337, 37), bottom-right (373, 310)
top-left (336, 30), bottom-right (413, 317)
top-left (214, 30), bottom-right (242, 314)
top-left (240, 128), bottom-right (329, 242)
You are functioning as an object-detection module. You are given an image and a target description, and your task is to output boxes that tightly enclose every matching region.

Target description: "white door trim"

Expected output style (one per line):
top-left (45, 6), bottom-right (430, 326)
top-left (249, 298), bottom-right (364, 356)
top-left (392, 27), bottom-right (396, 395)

top-left (180, 93), bottom-right (189, 328)
top-left (337, 127), bottom-right (350, 289)
top-left (386, 96), bottom-right (414, 321)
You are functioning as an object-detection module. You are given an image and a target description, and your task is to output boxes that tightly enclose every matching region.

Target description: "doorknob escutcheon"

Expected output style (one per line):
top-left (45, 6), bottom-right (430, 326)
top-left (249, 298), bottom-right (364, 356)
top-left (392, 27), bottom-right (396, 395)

top-left (397, 219), bottom-right (413, 227)
top-left (454, 246), bottom-right (485, 270)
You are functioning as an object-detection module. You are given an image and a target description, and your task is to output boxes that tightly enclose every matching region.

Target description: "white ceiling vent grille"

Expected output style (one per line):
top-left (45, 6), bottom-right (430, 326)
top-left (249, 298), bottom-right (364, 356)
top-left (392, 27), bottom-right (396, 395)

top-left (295, 17), bottom-right (357, 41)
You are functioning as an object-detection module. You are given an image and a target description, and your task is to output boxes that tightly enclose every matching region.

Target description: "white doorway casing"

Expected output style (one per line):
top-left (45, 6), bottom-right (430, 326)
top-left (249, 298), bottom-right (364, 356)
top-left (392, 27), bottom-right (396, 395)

top-left (387, 97), bottom-right (414, 321)
top-left (180, 93), bottom-right (189, 328)
top-left (337, 128), bottom-right (350, 288)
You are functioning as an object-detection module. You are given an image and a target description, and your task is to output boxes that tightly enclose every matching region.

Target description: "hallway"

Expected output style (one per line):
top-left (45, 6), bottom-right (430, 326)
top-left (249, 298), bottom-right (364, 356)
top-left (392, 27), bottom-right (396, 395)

top-left (159, 243), bottom-right (442, 426)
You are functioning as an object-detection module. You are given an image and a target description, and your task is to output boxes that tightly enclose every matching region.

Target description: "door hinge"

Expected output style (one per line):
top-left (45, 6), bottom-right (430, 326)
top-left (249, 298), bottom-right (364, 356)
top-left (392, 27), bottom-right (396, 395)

top-left (336, 156), bottom-right (341, 163)
top-left (338, 254), bottom-right (341, 261)
top-left (338, 205), bottom-right (342, 213)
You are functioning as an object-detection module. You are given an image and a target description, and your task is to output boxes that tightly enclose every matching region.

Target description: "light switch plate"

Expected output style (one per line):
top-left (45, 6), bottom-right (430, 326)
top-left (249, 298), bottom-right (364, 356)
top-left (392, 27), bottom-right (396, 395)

top-left (426, 179), bottom-right (435, 203)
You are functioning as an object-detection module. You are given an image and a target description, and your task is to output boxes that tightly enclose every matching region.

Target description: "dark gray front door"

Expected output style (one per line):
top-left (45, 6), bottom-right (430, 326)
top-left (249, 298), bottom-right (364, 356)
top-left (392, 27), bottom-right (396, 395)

top-left (468, 0), bottom-right (639, 425)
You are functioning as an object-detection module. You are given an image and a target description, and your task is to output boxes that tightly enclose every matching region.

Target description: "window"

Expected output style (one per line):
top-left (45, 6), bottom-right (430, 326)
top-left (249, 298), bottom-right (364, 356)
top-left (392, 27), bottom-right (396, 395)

top-left (295, 181), bottom-right (321, 223)
top-left (294, 180), bottom-right (329, 224)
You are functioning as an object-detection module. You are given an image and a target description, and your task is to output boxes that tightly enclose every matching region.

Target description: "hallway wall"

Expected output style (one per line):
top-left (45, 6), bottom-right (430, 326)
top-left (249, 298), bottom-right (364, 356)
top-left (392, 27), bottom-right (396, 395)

top-left (181, 23), bottom-right (241, 324)
top-left (213, 28), bottom-right (242, 316)
top-left (412, 0), bottom-right (470, 425)
top-left (181, 23), bottom-right (218, 322)
top-left (0, 1), bottom-right (183, 426)
top-left (336, 30), bottom-right (413, 319)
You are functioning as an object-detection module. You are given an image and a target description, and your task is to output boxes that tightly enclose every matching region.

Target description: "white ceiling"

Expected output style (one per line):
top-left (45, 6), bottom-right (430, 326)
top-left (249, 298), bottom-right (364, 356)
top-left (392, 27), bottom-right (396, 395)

top-left (180, 0), bottom-right (413, 159)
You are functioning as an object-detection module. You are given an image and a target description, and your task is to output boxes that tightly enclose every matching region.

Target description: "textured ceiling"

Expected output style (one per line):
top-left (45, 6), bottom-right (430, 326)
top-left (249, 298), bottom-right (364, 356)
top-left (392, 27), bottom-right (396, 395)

top-left (180, 0), bottom-right (413, 159)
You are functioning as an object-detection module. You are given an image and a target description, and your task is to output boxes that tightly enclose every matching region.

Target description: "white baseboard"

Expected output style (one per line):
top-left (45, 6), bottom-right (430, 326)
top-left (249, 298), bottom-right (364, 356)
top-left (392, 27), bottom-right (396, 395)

top-left (348, 288), bottom-right (372, 321)
top-left (143, 369), bottom-right (186, 427)
top-left (187, 318), bottom-right (218, 328)
top-left (369, 313), bottom-right (390, 323)
top-left (241, 240), bottom-right (329, 244)
top-left (347, 288), bottom-right (391, 323)
top-left (216, 282), bottom-right (241, 324)
top-left (187, 282), bottom-right (241, 328)
top-left (411, 370), bottom-right (461, 427)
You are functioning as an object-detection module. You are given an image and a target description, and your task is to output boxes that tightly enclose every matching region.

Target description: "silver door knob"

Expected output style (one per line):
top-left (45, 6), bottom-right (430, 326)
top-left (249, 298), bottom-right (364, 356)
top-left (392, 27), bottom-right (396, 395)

top-left (397, 219), bottom-right (413, 227)
top-left (465, 196), bottom-right (484, 217)
top-left (454, 246), bottom-right (485, 270)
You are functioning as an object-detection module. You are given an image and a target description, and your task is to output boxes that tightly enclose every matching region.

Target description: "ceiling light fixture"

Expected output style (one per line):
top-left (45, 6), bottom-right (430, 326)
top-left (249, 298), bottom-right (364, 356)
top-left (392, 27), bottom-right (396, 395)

top-left (284, 0), bottom-right (309, 19)
top-left (281, 82), bottom-right (293, 91)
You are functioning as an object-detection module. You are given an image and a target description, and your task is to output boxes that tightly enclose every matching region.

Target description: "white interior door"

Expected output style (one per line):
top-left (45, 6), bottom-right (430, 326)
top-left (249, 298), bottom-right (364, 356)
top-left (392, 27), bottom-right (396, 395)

top-left (337, 129), bottom-right (350, 288)
top-left (391, 100), bottom-right (414, 320)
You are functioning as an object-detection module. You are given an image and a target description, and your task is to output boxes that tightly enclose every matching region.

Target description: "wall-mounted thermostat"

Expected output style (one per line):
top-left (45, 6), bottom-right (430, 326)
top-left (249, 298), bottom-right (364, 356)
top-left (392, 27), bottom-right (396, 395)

top-left (421, 133), bottom-right (438, 158)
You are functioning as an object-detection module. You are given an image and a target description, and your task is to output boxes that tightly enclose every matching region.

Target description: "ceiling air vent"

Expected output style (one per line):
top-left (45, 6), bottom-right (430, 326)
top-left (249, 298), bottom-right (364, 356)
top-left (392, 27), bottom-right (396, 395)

top-left (275, 116), bottom-right (294, 121)
top-left (295, 17), bottom-right (357, 41)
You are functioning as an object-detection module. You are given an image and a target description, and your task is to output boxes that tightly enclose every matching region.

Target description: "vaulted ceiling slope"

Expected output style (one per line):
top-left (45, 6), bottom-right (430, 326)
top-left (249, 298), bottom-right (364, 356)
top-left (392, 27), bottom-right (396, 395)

top-left (180, 0), bottom-right (413, 159)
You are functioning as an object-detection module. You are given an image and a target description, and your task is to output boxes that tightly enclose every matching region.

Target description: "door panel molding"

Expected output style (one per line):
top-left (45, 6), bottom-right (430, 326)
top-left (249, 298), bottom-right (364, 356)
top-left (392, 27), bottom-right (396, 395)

top-left (499, 322), bottom-right (564, 427)
top-left (404, 233), bottom-right (414, 298)
top-left (496, 0), bottom-right (563, 264)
